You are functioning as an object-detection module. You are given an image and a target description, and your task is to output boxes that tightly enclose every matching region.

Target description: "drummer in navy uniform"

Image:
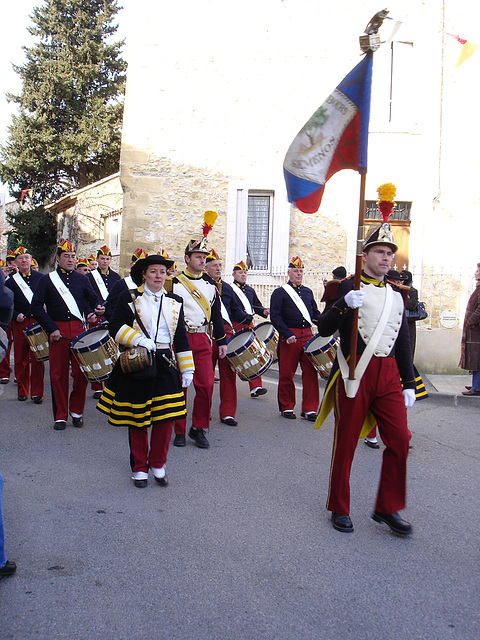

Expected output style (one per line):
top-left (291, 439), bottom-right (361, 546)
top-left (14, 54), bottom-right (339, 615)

top-left (231, 261), bottom-right (269, 398)
top-left (270, 256), bottom-right (320, 421)
top-left (87, 245), bottom-right (121, 304)
top-left (104, 248), bottom-right (148, 321)
top-left (205, 249), bottom-right (250, 426)
top-left (5, 246), bottom-right (45, 403)
top-left (168, 211), bottom-right (227, 448)
top-left (31, 240), bottom-right (105, 430)
top-left (314, 223), bottom-right (415, 536)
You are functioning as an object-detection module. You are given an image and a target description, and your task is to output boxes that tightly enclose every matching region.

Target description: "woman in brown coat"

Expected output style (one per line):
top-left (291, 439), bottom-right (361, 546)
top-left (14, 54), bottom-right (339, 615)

top-left (459, 263), bottom-right (480, 395)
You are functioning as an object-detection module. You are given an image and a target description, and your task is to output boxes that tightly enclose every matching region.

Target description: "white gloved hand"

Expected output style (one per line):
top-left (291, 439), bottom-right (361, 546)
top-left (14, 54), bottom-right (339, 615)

top-left (182, 372), bottom-right (194, 388)
top-left (137, 337), bottom-right (156, 352)
top-left (344, 290), bottom-right (365, 309)
top-left (403, 389), bottom-right (416, 408)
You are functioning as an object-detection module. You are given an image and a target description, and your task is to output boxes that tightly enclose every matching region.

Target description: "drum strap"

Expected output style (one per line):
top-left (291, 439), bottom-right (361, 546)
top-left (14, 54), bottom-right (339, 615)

top-left (281, 284), bottom-right (312, 326)
top-left (49, 272), bottom-right (84, 322)
top-left (231, 284), bottom-right (253, 315)
top-left (176, 273), bottom-right (211, 323)
top-left (12, 272), bottom-right (34, 303)
top-left (91, 269), bottom-right (109, 301)
top-left (124, 275), bottom-right (137, 290)
top-left (337, 284), bottom-right (393, 398)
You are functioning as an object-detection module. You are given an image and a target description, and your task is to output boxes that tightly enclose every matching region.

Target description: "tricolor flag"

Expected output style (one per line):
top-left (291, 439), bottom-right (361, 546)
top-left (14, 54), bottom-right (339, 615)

top-left (283, 51), bottom-right (373, 213)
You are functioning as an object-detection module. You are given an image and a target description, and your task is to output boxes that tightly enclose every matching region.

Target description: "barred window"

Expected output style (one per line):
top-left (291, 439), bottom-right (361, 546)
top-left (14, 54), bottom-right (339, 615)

top-left (365, 201), bottom-right (412, 221)
top-left (247, 193), bottom-right (272, 269)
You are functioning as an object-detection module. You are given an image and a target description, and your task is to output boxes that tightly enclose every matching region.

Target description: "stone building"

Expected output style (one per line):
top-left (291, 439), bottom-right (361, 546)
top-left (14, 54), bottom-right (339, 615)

top-left (116, 0), bottom-right (480, 372)
top-left (46, 173), bottom-right (123, 270)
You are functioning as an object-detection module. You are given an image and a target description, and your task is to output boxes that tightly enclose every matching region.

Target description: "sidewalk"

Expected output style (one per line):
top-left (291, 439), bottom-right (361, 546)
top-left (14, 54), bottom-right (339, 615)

top-left (263, 361), bottom-right (480, 406)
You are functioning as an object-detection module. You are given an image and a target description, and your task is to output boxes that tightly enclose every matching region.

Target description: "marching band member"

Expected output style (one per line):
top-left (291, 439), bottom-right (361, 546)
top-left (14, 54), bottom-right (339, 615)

top-left (87, 254), bottom-right (98, 271)
top-left (314, 221), bottom-right (415, 536)
top-left (5, 247), bottom-right (44, 403)
top-left (231, 261), bottom-right (269, 398)
top-left (97, 253), bottom-right (194, 488)
top-left (0, 259), bottom-right (13, 384)
top-left (30, 258), bottom-right (39, 271)
top-left (5, 251), bottom-right (17, 277)
top-left (167, 211), bottom-right (227, 449)
top-left (103, 248), bottom-right (148, 321)
top-left (205, 250), bottom-right (249, 426)
top-left (75, 258), bottom-right (90, 276)
top-left (87, 245), bottom-right (121, 303)
top-left (270, 256), bottom-right (320, 421)
top-left (31, 240), bottom-right (105, 430)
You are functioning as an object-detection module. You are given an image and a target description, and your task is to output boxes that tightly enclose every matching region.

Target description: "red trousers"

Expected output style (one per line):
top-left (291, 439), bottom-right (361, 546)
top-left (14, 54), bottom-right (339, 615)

top-left (212, 326), bottom-right (237, 418)
top-left (175, 332), bottom-right (214, 434)
top-left (11, 319), bottom-right (45, 398)
top-left (129, 422), bottom-right (173, 473)
top-left (327, 356), bottom-right (411, 515)
top-left (0, 326), bottom-right (13, 379)
top-left (49, 320), bottom-right (88, 421)
top-left (277, 327), bottom-right (319, 413)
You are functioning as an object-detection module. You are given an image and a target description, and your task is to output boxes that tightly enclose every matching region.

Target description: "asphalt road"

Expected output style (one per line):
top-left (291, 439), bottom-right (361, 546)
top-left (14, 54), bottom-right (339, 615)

top-left (0, 368), bottom-right (479, 640)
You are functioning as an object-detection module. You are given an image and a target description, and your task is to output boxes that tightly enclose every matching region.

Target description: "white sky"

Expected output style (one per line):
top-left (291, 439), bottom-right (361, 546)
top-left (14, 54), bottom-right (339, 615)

top-left (0, 0), bottom-right (128, 198)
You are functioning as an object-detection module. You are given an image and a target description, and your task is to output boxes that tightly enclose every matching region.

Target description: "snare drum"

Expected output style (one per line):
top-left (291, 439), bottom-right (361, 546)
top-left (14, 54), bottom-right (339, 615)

top-left (303, 334), bottom-right (338, 380)
top-left (226, 328), bottom-right (273, 382)
top-left (23, 322), bottom-right (49, 362)
top-left (70, 327), bottom-right (119, 382)
top-left (254, 322), bottom-right (279, 364)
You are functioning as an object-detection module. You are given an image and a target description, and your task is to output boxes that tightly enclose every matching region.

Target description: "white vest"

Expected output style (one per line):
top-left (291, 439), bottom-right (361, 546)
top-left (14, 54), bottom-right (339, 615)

top-left (357, 282), bottom-right (404, 356)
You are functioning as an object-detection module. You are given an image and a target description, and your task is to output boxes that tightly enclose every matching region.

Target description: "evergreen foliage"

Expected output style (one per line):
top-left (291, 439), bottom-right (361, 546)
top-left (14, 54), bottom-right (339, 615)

top-left (6, 204), bottom-right (57, 268)
top-left (0, 0), bottom-right (126, 205)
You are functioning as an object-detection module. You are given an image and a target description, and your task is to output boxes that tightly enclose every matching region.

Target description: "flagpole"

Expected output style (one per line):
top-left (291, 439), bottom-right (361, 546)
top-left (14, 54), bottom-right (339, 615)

top-left (348, 21), bottom-right (386, 381)
top-left (348, 172), bottom-right (366, 380)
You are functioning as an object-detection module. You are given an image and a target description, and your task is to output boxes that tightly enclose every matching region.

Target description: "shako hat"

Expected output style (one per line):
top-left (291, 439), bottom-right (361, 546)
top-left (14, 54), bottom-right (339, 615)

top-left (57, 240), bottom-right (75, 255)
top-left (363, 183), bottom-right (398, 253)
top-left (97, 245), bottom-right (111, 257)
top-left (233, 260), bottom-right (248, 271)
top-left (130, 254), bottom-right (174, 286)
top-left (185, 210), bottom-right (218, 255)
top-left (288, 256), bottom-right (304, 268)
top-left (6, 250), bottom-right (16, 262)
top-left (131, 248), bottom-right (147, 263)
top-left (206, 249), bottom-right (221, 263)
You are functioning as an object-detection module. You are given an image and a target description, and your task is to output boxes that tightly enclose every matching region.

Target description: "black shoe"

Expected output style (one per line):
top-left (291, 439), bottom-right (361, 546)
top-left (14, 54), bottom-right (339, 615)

top-left (72, 417), bottom-right (84, 428)
top-left (221, 417), bottom-right (237, 426)
top-left (364, 438), bottom-right (380, 449)
top-left (372, 511), bottom-right (412, 536)
top-left (281, 410), bottom-right (296, 419)
top-left (0, 560), bottom-right (17, 577)
top-left (188, 427), bottom-right (210, 449)
top-left (250, 387), bottom-right (267, 398)
top-left (0, 378), bottom-right (9, 385)
top-left (331, 512), bottom-right (354, 533)
top-left (300, 411), bottom-right (317, 422)
top-left (133, 479), bottom-right (148, 488)
top-left (173, 434), bottom-right (186, 447)
top-left (154, 474), bottom-right (168, 487)
top-left (18, 396), bottom-right (27, 401)
top-left (32, 396), bottom-right (43, 404)
top-left (54, 420), bottom-right (66, 430)
top-left (93, 390), bottom-right (102, 399)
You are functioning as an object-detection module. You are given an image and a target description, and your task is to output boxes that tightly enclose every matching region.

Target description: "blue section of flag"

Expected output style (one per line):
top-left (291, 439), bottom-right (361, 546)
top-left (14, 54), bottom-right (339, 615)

top-left (283, 51), bottom-right (373, 212)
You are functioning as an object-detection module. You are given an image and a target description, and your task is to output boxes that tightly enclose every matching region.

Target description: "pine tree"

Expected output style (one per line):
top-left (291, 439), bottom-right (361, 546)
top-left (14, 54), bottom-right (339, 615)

top-left (0, 0), bottom-right (126, 205)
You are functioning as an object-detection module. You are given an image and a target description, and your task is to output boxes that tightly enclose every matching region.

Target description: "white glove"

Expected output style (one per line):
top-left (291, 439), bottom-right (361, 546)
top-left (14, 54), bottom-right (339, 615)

top-left (137, 337), bottom-right (156, 352)
top-left (403, 389), bottom-right (416, 408)
top-left (182, 372), bottom-right (194, 388)
top-left (344, 290), bottom-right (365, 309)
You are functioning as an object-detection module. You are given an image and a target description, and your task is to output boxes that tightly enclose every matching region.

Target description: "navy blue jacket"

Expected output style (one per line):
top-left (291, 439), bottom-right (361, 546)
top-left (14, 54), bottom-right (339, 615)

top-left (270, 282), bottom-right (320, 340)
top-left (87, 268), bottom-right (121, 302)
top-left (218, 280), bottom-right (250, 326)
top-left (5, 270), bottom-right (44, 321)
top-left (32, 267), bottom-right (102, 335)
top-left (232, 281), bottom-right (268, 317)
